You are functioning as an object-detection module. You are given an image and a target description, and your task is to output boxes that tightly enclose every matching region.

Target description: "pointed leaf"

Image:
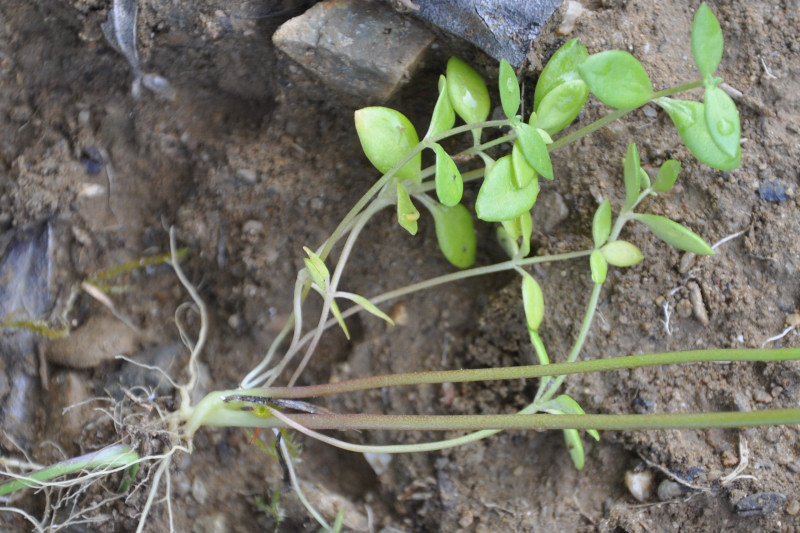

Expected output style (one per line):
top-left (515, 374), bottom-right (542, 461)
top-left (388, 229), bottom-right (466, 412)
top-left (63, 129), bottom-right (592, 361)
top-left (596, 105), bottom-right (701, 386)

top-left (704, 85), bottom-right (740, 158)
top-left (302, 246), bottom-right (330, 288)
top-left (563, 429), bottom-right (586, 470)
top-left (541, 395), bottom-right (600, 441)
top-left (638, 167), bottom-right (651, 190)
top-left (534, 79), bottom-right (589, 135)
top-left (600, 240), bottom-right (644, 267)
top-left (516, 122), bottom-right (554, 180)
top-left (476, 155), bottom-right (539, 222)
top-left (590, 249), bottom-right (608, 284)
top-left (692, 2), bottom-right (723, 77)
top-left (499, 59), bottom-right (521, 119)
top-left (512, 141), bottom-right (537, 188)
top-left (534, 39), bottom-right (588, 111)
top-left (433, 144), bottom-right (463, 206)
top-left (655, 97), bottom-right (740, 170)
top-left (623, 142), bottom-right (641, 209)
top-left (329, 299), bottom-right (350, 340)
top-left (343, 293), bottom-right (395, 326)
top-left (521, 272), bottom-right (544, 332)
top-left (430, 203), bottom-right (476, 268)
top-left (653, 160), bottom-right (681, 192)
top-left (592, 199), bottom-right (611, 248)
top-left (634, 213), bottom-right (715, 255)
top-left (579, 51), bottom-right (653, 109)
top-left (354, 107), bottom-right (421, 182)
top-left (426, 75), bottom-right (456, 139)
top-left (396, 182), bottom-right (420, 235)
top-left (446, 57), bottom-right (490, 124)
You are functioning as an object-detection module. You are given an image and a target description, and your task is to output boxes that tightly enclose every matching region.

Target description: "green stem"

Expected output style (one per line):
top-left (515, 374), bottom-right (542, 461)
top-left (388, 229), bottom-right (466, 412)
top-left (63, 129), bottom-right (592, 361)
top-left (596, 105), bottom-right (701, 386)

top-left (0, 445), bottom-right (139, 496)
top-left (257, 347), bottom-right (800, 399)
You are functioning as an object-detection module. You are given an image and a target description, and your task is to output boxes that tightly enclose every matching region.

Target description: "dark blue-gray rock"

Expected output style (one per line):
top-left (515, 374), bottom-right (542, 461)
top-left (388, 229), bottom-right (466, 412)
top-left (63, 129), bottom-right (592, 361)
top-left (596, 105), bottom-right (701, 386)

top-left (272, 0), bottom-right (435, 102)
top-left (410, 0), bottom-right (563, 67)
top-left (758, 180), bottom-right (788, 203)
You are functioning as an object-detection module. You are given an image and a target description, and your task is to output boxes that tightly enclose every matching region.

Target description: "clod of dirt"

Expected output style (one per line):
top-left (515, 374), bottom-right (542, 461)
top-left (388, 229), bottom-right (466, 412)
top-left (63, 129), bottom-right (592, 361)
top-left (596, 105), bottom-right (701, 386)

top-left (46, 315), bottom-right (140, 368)
top-left (273, 0), bottom-right (434, 102)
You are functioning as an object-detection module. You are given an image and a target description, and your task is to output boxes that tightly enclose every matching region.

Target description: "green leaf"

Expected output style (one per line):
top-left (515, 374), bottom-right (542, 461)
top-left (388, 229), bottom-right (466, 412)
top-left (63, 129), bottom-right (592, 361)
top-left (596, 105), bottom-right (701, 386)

top-left (302, 246), bottom-right (330, 288)
top-left (563, 429), bottom-right (586, 470)
top-left (521, 272), bottom-right (544, 332)
top-left (533, 79), bottom-right (588, 135)
top-left (496, 226), bottom-right (518, 259)
top-left (534, 39), bottom-right (588, 111)
top-left (329, 299), bottom-right (350, 340)
top-left (704, 85), bottom-right (740, 158)
top-left (600, 240), bottom-right (644, 267)
top-left (592, 199), bottom-right (611, 247)
top-left (512, 141), bottom-right (537, 188)
top-left (430, 203), bottom-right (476, 268)
top-left (425, 75), bottom-right (456, 139)
top-left (590, 249), bottom-right (608, 284)
top-left (342, 293), bottom-right (395, 326)
top-left (446, 57), bottom-right (491, 125)
top-left (692, 2), bottom-right (723, 77)
top-left (638, 167), bottom-right (651, 190)
top-left (433, 144), bottom-right (463, 206)
top-left (634, 213), bottom-right (715, 255)
top-left (655, 97), bottom-right (740, 170)
top-left (475, 155), bottom-right (539, 222)
top-left (354, 107), bottom-right (421, 182)
top-left (516, 122), bottom-right (554, 180)
top-left (578, 51), bottom-right (653, 109)
top-left (499, 59), bottom-right (521, 119)
top-left (396, 182), bottom-right (420, 235)
top-left (541, 395), bottom-right (600, 441)
top-left (653, 160), bottom-right (681, 193)
top-left (623, 142), bottom-right (641, 210)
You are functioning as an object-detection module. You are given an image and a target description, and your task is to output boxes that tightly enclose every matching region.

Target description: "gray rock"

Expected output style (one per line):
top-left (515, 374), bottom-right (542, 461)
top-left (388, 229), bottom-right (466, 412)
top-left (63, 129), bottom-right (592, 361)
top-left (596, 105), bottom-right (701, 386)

top-left (410, 0), bottom-right (563, 67)
top-left (273, 0), bottom-right (435, 102)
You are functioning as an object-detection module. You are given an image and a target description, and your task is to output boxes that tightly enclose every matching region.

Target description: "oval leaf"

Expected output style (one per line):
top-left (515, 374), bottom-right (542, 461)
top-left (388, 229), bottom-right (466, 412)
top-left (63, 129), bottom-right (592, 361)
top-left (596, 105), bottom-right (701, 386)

top-left (354, 107), bottom-right (421, 182)
top-left (396, 182), bottom-right (420, 235)
top-left (623, 142), bottom-right (641, 209)
top-left (592, 199), bottom-right (611, 248)
top-left (653, 159), bottom-right (681, 193)
top-left (590, 249), bottom-right (608, 284)
top-left (634, 213), bottom-right (714, 255)
top-left (475, 155), bottom-right (539, 222)
top-left (433, 144), bottom-right (463, 206)
top-left (446, 57), bottom-right (491, 125)
top-left (655, 97), bottom-right (740, 170)
top-left (704, 85), bottom-right (740, 158)
top-left (521, 272), bottom-right (544, 332)
top-left (516, 122), bottom-right (554, 180)
top-left (512, 141), bottom-right (537, 188)
top-left (430, 203), bottom-right (476, 268)
top-left (534, 39), bottom-right (589, 111)
top-left (600, 240), bottom-right (644, 267)
top-left (425, 75), bottom-right (456, 139)
top-left (578, 51), bottom-right (653, 109)
top-left (499, 59), bottom-right (521, 119)
top-left (692, 2), bottom-right (723, 77)
top-left (534, 79), bottom-right (589, 135)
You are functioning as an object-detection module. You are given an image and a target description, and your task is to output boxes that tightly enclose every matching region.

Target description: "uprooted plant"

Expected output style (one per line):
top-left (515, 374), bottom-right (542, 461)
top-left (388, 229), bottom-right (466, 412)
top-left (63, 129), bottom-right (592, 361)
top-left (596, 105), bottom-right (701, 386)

top-left (2, 4), bottom-right (799, 531)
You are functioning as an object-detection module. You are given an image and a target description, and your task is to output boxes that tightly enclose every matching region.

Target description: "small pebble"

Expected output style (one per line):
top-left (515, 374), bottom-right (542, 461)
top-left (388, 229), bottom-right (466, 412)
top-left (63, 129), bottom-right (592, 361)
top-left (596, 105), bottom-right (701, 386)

top-left (556, 1), bottom-right (585, 35)
top-left (657, 479), bottom-right (683, 501)
top-left (363, 452), bottom-right (393, 476)
top-left (688, 281), bottom-right (709, 326)
top-left (192, 476), bottom-right (208, 505)
top-left (753, 389), bottom-right (772, 404)
top-left (242, 219), bottom-right (264, 237)
top-left (721, 450), bottom-right (738, 467)
top-left (758, 181), bottom-right (787, 203)
top-left (625, 469), bottom-right (654, 502)
top-left (235, 168), bottom-right (257, 183)
top-left (786, 500), bottom-right (800, 516)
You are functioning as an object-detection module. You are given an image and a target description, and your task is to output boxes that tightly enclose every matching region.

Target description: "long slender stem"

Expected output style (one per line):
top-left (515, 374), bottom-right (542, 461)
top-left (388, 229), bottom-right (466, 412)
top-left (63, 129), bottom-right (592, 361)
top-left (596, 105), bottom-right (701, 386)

top-left (253, 347), bottom-right (800, 399)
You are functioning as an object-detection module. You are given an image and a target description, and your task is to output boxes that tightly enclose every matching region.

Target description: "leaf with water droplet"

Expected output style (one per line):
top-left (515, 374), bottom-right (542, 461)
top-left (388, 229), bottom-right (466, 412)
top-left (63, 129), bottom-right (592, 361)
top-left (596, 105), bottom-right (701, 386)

top-left (705, 85), bottom-right (740, 158)
top-left (692, 3), bottom-right (723, 77)
top-left (579, 51), bottom-right (653, 109)
top-left (446, 57), bottom-right (490, 125)
top-left (499, 59), bottom-right (521, 120)
top-left (355, 107), bottom-right (421, 182)
top-left (634, 213), bottom-right (714, 255)
top-left (655, 97), bottom-right (740, 170)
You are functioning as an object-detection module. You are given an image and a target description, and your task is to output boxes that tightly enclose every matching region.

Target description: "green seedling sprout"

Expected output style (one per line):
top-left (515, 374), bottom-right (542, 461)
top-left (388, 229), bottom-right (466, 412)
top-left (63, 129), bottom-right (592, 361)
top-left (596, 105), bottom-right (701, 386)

top-left (5, 3), bottom-right (798, 530)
